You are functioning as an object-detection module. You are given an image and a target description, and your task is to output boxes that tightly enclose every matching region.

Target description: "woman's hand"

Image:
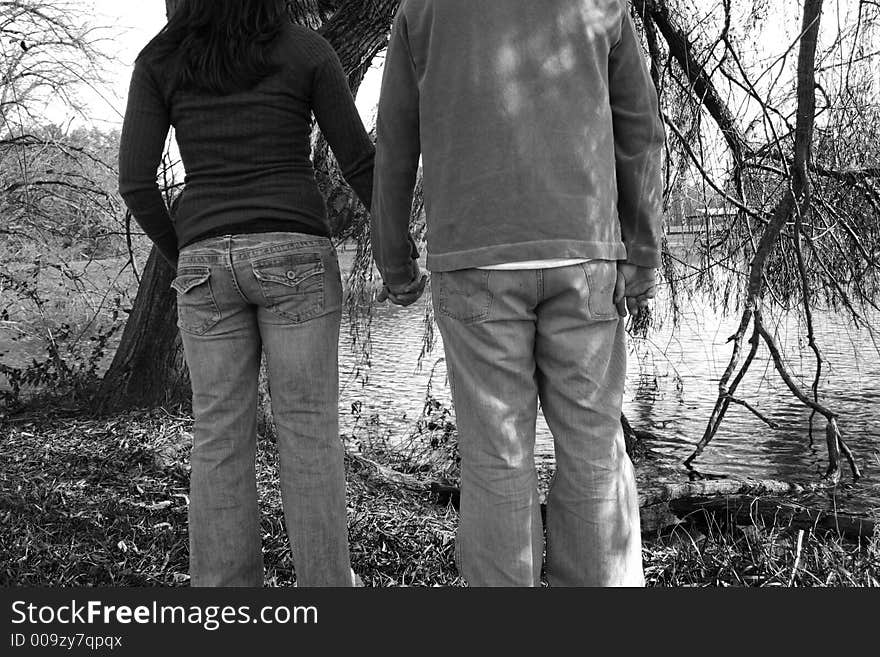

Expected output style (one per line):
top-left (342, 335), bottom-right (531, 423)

top-left (377, 260), bottom-right (428, 306)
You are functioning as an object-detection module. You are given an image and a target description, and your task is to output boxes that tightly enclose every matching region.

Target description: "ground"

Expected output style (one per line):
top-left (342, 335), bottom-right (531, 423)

top-left (1, 406), bottom-right (877, 587)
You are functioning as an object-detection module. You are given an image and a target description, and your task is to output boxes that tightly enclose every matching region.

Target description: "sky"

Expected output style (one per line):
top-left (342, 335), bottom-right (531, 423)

top-left (59, 0), bottom-right (874, 135)
top-left (73, 0), bottom-right (167, 128)
top-left (73, 0), bottom-right (382, 130)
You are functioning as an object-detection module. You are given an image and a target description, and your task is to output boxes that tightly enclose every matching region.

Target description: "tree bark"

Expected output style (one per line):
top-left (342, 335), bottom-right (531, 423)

top-left (320, 0), bottom-right (399, 89)
top-left (95, 245), bottom-right (189, 412)
top-left (288, 0), bottom-right (337, 29)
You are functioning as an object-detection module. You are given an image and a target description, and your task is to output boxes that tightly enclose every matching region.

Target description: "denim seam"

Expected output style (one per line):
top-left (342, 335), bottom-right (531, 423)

top-left (254, 266), bottom-right (324, 288)
top-left (224, 238), bottom-right (250, 304)
top-left (232, 239), bottom-right (331, 262)
top-left (177, 254), bottom-right (225, 265)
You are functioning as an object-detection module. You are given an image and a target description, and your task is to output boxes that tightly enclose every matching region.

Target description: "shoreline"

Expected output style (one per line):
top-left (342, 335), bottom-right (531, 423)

top-left (1, 405), bottom-right (877, 587)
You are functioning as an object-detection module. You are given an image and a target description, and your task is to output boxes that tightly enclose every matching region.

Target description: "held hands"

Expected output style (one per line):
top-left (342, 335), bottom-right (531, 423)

top-left (614, 262), bottom-right (657, 318)
top-left (377, 259), bottom-right (428, 307)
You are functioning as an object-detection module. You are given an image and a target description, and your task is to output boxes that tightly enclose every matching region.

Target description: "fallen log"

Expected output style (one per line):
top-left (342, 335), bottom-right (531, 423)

top-left (347, 452), bottom-right (458, 500)
top-left (665, 495), bottom-right (876, 542)
top-left (347, 452), bottom-right (876, 540)
top-left (638, 478), bottom-right (806, 505)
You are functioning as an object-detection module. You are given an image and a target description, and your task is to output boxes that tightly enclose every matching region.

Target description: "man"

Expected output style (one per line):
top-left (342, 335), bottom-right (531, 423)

top-left (371, 0), bottom-right (664, 586)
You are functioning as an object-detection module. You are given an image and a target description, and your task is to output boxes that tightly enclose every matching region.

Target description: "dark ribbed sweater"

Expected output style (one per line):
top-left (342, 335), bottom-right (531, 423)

top-left (118, 23), bottom-right (374, 266)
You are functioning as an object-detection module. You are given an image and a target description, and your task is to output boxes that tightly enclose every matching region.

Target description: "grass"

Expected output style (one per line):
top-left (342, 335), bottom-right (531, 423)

top-left (646, 511), bottom-right (879, 587)
top-left (1, 406), bottom-right (877, 587)
top-left (0, 409), bottom-right (191, 586)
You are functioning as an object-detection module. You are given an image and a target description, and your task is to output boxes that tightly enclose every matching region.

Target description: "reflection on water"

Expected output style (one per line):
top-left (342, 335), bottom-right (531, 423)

top-left (338, 281), bottom-right (880, 516)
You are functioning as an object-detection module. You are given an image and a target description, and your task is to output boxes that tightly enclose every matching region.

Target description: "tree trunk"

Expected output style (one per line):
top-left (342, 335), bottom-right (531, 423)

top-left (309, 0), bottom-right (401, 234)
top-left (320, 0), bottom-right (400, 89)
top-left (95, 246), bottom-right (189, 412)
top-left (95, 0), bottom-right (397, 412)
top-left (95, 0), bottom-right (189, 413)
top-left (288, 0), bottom-right (339, 30)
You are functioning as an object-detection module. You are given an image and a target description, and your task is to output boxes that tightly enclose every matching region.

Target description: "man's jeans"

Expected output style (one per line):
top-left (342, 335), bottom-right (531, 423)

top-left (172, 232), bottom-right (351, 586)
top-left (431, 261), bottom-right (644, 586)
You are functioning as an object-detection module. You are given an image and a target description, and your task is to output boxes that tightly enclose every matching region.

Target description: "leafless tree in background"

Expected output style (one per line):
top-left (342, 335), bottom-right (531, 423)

top-left (1, 1), bottom-right (125, 403)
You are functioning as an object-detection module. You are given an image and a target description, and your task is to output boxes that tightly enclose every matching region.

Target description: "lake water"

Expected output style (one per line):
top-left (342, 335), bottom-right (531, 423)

top-left (336, 268), bottom-right (880, 517)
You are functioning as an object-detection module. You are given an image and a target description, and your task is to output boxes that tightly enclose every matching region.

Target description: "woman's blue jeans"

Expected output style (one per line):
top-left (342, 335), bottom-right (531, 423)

top-left (172, 232), bottom-right (352, 586)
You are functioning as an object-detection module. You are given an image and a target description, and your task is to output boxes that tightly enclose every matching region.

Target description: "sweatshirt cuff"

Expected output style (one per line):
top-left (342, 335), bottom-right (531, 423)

top-left (382, 259), bottom-right (418, 287)
top-left (624, 243), bottom-right (662, 269)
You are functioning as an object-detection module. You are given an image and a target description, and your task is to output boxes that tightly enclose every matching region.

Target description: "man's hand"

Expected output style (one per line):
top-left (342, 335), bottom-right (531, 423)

top-left (614, 263), bottom-right (657, 318)
top-left (377, 260), bottom-right (428, 307)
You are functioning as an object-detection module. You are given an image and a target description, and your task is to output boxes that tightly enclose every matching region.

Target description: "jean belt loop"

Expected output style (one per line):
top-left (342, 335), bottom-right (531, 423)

top-left (224, 235), bottom-right (235, 271)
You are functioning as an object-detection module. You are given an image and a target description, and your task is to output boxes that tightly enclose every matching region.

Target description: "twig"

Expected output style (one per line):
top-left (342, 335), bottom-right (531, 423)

top-left (662, 117), bottom-right (768, 225)
top-left (728, 396), bottom-right (780, 429)
top-left (790, 529), bottom-right (805, 586)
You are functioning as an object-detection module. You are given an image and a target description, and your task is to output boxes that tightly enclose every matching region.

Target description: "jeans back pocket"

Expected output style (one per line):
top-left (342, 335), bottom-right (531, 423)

top-left (171, 267), bottom-right (221, 335)
top-left (435, 269), bottom-right (492, 324)
top-left (252, 252), bottom-right (327, 323)
top-left (582, 260), bottom-right (620, 321)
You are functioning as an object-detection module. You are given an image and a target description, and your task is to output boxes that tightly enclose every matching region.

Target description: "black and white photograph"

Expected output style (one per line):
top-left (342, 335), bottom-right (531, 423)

top-left (1, 0), bottom-right (878, 610)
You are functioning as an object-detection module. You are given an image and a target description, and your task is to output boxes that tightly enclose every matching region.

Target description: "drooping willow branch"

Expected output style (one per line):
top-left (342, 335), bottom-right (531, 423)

top-left (679, 0), bottom-right (861, 482)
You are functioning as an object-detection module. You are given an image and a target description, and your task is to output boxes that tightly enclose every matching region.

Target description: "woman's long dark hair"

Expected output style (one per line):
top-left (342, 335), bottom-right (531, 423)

top-left (139, 0), bottom-right (290, 95)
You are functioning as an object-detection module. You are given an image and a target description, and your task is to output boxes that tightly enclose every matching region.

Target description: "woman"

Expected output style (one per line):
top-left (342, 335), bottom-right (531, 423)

top-left (118, 0), bottom-right (373, 586)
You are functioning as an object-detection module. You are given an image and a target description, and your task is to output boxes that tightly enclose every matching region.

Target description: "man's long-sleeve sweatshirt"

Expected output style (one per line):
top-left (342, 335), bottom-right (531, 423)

top-left (372, 0), bottom-right (665, 284)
